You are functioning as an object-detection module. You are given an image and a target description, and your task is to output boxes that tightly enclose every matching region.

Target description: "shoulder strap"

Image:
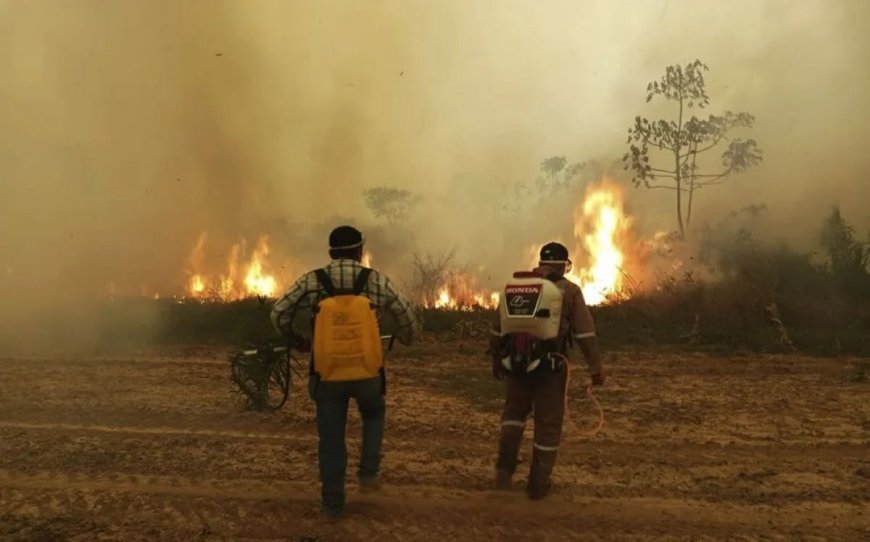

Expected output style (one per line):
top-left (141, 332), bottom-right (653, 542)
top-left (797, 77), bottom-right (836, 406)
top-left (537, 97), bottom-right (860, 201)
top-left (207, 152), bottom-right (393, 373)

top-left (314, 268), bottom-right (336, 297)
top-left (353, 268), bottom-right (372, 296)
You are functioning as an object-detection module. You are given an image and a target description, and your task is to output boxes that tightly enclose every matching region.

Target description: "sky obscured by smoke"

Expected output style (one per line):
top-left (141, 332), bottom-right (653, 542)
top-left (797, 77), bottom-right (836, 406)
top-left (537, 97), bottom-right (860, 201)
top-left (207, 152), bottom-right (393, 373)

top-left (1, 0), bottom-right (868, 348)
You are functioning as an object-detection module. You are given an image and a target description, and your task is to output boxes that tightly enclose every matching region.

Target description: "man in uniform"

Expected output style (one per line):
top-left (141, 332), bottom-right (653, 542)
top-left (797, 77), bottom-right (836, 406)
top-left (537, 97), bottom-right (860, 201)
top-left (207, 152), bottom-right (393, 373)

top-left (490, 242), bottom-right (605, 500)
top-left (271, 225), bottom-right (419, 518)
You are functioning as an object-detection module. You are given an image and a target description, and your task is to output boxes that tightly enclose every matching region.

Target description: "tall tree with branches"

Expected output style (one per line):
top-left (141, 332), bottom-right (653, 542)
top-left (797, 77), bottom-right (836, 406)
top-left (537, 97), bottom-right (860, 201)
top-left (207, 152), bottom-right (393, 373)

top-left (362, 187), bottom-right (422, 225)
top-left (535, 156), bottom-right (608, 195)
top-left (623, 60), bottom-right (762, 238)
top-left (540, 156), bottom-right (568, 188)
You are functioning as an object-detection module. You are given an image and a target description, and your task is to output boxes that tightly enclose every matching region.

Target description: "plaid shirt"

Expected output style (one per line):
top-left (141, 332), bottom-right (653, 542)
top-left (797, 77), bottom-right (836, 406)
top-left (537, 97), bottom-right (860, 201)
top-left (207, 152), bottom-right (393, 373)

top-left (271, 259), bottom-right (420, 345)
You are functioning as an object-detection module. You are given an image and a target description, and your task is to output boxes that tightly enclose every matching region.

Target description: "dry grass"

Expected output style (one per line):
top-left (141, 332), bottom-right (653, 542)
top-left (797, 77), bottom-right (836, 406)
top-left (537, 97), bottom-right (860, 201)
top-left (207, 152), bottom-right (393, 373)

top-left (0, 343), bottom-right (867, 540)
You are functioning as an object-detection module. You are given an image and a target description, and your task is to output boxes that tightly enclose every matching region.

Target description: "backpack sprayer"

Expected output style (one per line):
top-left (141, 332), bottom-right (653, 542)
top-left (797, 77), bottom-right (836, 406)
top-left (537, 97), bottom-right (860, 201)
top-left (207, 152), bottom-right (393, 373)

top-left (497, 271), bottom-right (605, 438)
top-left (230, 282), bottom-right (399, 410)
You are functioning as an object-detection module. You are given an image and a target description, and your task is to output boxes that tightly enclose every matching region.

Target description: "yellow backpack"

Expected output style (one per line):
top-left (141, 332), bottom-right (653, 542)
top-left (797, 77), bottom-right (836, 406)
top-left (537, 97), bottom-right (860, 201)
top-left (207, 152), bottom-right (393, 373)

top-left (311, 268), bottom-right (383, 382)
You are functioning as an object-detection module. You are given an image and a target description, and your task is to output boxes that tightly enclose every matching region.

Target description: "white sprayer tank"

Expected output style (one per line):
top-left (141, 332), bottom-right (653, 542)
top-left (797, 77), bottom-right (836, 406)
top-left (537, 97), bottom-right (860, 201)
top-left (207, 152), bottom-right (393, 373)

top-left (498, 273), bottom-right (564, 340)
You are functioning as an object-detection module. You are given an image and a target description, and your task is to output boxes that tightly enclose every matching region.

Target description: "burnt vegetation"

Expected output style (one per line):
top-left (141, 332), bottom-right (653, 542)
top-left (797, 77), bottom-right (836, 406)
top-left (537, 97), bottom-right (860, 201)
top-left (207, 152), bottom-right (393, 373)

top-left (91, 204), bottom-right (870, 358)
top-left (591, 205), bottom-right (870, 355)
top-left (48, 59), bottom-right (866, 359)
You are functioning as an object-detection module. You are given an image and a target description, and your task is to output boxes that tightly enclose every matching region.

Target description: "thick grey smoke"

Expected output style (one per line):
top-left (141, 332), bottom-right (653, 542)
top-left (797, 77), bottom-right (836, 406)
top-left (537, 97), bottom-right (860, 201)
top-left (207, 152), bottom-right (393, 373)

top-left (1, 0), bottom-right (868, 349)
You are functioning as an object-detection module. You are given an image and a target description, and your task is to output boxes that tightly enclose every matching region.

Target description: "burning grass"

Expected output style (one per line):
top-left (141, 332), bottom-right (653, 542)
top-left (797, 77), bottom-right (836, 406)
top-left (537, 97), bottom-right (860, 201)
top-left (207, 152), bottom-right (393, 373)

top-left (184, 232), bottom-right (289, 302)
top-left (34, 207), bottom-right (870, 357)
top-left (85, 272), bottom-right (868, 358)
top-left (410, 250), bottom-right (499, 311)
top-left (24, 187), bottom-right (864, 359)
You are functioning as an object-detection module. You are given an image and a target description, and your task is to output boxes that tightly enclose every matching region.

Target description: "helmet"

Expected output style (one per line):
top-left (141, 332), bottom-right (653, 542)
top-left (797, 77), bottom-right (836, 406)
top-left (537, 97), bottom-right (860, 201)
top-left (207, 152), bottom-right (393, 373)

top-left (539, 242), bottom-right (569, 262)
top-left (539, 242), bottom-right (572, 272)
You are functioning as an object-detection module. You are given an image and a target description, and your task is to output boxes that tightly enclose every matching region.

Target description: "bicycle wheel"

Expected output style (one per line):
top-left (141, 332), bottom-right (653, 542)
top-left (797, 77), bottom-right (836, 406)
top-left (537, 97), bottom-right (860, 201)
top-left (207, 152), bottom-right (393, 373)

top-left (265, 354), bottom-right (290, 410)
top-left (230, 352), bottom-right (268, 409)
top-left (230, 353), bottom-right (246, 383)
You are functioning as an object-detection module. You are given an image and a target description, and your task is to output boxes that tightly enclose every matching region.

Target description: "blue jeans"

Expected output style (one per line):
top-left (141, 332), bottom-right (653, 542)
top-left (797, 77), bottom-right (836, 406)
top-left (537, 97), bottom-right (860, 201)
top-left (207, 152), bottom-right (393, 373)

top-left (314, 375), bottom-right (385, 510)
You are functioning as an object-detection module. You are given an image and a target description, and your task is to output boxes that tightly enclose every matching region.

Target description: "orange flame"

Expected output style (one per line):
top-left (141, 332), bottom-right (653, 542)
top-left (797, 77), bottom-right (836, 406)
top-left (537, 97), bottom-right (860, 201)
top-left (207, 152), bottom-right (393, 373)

top-left (568, 181), bottom-right (631, 305)
top-left (244, 237), bottom-right (278, 298)
top-left (189, 274), bottom-right (206, 296)
top-left (185, 233), bottom-right (282, 301)
top-left (433, 287), bottom-right (453, 309)
top-left (424, 270), bottom-right (498, 311)
top-left (530, 180), bottom-right (632, 306)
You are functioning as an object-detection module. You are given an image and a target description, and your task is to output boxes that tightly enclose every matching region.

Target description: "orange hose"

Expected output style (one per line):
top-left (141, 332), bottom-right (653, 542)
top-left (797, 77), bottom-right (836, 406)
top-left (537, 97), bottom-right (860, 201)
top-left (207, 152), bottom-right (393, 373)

top-left (555, 353), bottom-right (605, 439)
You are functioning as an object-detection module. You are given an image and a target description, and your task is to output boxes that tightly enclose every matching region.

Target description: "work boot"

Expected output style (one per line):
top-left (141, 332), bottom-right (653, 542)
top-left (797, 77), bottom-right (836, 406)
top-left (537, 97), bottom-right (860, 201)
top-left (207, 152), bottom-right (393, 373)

top-left (527, 482), bottom-right (551, 500)
top-left (496, 425), bottom-right (524, 477)
top-left (527, 447), bottom-right (558, 500)
top-left (495, 469), bottom-right (513, 491)
top-left (358, 475), bottom-right (381, 494)
top-left (321, 504), bottom-right (344, 521)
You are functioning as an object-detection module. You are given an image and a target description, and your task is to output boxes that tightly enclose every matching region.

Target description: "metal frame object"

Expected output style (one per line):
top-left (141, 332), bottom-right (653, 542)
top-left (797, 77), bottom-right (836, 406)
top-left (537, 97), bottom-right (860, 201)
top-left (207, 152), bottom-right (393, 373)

top-left (229, 335), bottom-right (395, 411)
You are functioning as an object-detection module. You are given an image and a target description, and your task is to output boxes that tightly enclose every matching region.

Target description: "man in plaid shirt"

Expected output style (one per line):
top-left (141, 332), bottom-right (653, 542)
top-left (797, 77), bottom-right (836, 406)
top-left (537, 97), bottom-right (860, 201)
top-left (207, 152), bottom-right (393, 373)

top-left (271, 225), bottom-right (419, 519)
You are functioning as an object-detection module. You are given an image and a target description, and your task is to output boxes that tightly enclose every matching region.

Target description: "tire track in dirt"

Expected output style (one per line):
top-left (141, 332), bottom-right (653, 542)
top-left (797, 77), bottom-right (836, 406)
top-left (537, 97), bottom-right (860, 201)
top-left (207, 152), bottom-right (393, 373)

top-left (2, 349), bottom-right (868, 540)
top-left (6, 424), bottom-right (867, 509)
top-left (1, 419), bottom-right (866, 463)
top-left (1, 469), bottom-right (866, 534)
top-left (0, 355), bottom-right (229, 367)
top-left (0, 420), bottom-right (302, 442)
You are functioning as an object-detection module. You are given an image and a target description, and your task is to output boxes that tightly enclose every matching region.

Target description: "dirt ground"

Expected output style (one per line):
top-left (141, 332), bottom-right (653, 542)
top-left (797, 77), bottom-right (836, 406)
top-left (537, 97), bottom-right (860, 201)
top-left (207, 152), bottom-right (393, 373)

top-left (0, 337), bottom-right (868, 541)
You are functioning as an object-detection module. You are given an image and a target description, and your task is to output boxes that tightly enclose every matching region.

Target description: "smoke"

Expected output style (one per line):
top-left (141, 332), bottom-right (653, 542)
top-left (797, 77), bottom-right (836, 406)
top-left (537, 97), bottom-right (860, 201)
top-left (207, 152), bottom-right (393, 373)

top-left (1, 0), bottom-right (868, 350)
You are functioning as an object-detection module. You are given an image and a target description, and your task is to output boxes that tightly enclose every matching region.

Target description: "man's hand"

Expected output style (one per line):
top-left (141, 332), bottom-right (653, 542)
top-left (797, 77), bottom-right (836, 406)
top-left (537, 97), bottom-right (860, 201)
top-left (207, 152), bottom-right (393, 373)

top-left (591, 372), bottom-right (605, 386)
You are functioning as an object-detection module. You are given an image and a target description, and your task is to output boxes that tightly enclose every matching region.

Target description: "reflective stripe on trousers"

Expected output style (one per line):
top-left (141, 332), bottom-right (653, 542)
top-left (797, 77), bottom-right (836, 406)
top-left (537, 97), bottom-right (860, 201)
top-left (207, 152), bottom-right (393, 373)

top-left (496, 367), bottom-right (567, 475)
top-left (501, 420), bottom-right (526, 428)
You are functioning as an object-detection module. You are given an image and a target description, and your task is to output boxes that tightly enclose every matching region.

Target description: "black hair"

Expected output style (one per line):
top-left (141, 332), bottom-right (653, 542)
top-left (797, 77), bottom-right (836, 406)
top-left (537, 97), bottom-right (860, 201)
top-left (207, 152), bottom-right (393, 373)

top-left (329, 246), bottom-right (363, 261)
top-left (329, 225), bottom-right (364, 250)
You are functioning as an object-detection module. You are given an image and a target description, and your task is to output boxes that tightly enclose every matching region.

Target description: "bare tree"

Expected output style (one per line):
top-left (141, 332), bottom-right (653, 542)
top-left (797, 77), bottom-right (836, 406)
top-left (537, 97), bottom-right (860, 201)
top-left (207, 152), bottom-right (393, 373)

top-left (540, 156), bottom-right (567, 189)
top-left (534, 156), bottom-right (609, 196)
top-left (410, 249), bottom-right (455, 306)
top-left (623, 60), bottom-right (762, 238)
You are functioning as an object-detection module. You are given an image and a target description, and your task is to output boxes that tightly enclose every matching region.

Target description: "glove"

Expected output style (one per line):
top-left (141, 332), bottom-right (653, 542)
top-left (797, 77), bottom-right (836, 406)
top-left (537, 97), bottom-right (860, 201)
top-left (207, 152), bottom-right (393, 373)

top-left (591, 372), bottom-right (605, 386)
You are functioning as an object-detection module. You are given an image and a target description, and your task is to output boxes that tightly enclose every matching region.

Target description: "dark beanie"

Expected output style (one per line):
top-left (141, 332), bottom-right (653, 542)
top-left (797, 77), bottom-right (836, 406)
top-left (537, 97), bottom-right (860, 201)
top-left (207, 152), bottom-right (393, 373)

top-left (328, 225), bottom-right (364, 250)
top-left (540, 242), bottom-right (569, 262)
